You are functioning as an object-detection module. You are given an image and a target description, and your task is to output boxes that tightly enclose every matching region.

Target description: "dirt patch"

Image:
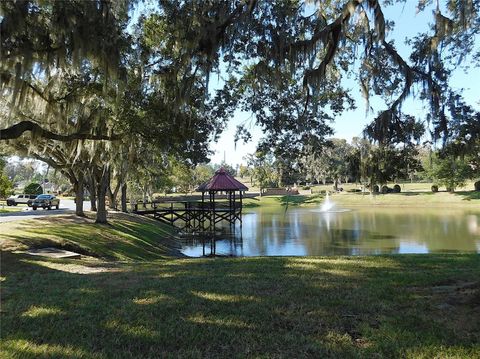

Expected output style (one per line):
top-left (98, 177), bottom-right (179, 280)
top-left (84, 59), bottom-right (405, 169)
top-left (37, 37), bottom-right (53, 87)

top-left (441, 281), bottom-right (480, 306)
top-left (25, 258), bottom-right (125, 274)
top-left (409, 280), bottom-right (480, 339)
top-left (23, 247), bottom-right (81, 259)
top-left (30, 214), bottom-right (95, 225)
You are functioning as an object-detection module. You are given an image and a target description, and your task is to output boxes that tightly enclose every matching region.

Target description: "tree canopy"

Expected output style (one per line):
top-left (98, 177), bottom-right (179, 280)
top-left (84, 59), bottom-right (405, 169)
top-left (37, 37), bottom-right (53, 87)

top-left (1, 0), bottom-right (479, 218)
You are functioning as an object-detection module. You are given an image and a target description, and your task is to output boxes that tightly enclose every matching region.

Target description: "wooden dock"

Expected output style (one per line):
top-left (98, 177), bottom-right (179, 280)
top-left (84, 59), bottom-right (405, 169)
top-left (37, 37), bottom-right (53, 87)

top-left (132, 168), bottom-right (251, 232)
top-left (131, 200), bottom-right (243, 231)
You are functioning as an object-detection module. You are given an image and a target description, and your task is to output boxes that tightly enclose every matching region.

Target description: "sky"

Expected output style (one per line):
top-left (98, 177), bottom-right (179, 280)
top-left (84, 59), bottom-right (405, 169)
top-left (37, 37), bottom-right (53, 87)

top-left (208, 1), bottom-right (480, 167)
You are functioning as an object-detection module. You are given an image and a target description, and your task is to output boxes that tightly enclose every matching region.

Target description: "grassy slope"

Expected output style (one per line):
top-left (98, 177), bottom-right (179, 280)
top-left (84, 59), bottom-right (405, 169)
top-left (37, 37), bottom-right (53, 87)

top-left (1, 190), bottom-right (479, 358)
top-left (244, 189), bottom-right (480, 209)
top-left (310, 181), bottom-right (478, 193)
top-left (1, 213), bottom-right (181, 260)
top-left (1, 253), bottom-right (479, 358)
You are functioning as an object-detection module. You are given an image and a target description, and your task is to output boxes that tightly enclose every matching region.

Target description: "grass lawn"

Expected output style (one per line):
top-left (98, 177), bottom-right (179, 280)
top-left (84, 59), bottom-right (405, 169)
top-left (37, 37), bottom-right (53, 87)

top-left (244, 187), bottom-right (480, 209)
top-left (1, 252), bottom-right (479, 358)
top-left (0, 207), bottom-right (24, 214)
top-left (1, 213), bottom-right (181, 260)
top-left (331, 190), bottom-right (480, 208)
top-left (1, 201), bottom-right (479, 358)
top-left (0, 201), bottom-right (28, 214)
top-left (310, 180), bottom-right (478, 194)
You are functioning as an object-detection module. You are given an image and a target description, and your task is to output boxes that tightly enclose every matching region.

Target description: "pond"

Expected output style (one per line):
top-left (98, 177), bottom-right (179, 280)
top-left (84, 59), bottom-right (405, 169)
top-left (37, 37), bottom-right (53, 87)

top-left (180, 206), bottom-right (480, 257)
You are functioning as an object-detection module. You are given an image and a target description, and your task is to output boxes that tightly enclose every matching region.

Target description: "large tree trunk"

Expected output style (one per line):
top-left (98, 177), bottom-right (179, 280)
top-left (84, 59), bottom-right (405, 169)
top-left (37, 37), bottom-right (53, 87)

top-left (74, 177), bottom-right (85, 217)
top-left (333, 178), bottom-right (338, 192)
top-left (86, 174), bottom-right (97, 212)
top-left (90, 189), bottom-right (97, 212)
top-left (63, 169), bottom-right (84, 217)
top-left (107, 182), bottom-right (121, 210)
top-left (95, 166), bottom-right (110, 224)
top-left (107, 186), bottom-right (115, 210)
top-left (121, 183), bottom-right (127, 212)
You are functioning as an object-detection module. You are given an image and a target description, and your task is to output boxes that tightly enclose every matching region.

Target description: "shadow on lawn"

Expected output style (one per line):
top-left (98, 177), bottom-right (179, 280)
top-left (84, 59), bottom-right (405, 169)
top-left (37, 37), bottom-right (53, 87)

top-left (1, 252), bottom-right (479, 358)
top-left (3, 221), bottom-right (182, 261)
top-left (275, 194), bottom-right (324, 208)
top-left (453, 190), bottom-right (480, 201)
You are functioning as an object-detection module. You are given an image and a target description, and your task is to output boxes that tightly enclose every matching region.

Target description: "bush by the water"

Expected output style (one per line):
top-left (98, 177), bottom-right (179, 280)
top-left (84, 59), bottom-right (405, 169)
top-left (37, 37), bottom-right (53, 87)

top-left (431, 185), bottom-right (439, 192)
top-left (393, 184), bottom-right (401, 193)
top-left (475, 181), bottom-right (480, 191)
top-left (24, 182), bottom-right (43, 195)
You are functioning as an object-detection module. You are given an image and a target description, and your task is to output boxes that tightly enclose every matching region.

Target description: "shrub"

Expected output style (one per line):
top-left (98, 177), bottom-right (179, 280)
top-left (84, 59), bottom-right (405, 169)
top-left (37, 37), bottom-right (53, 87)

top-left (431, 185), bottom-right (439, 193)
top-left (24, 182), bottom-right (43, 195)
top-left (475, 181), bottom-right (480, 191)
top-left (428, 155), bottom-right (471, 192)
top-left (393, 184), bottom-right (401, 193)
top-left (0, 173), bottom-right (13, 198)
top-left (381, 185), bottom-right (390, 194)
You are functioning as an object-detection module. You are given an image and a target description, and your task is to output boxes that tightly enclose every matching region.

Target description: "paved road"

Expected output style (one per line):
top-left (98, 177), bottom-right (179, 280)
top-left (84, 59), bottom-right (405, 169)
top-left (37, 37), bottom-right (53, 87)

top-left (0, 199), bottom-right (91, 223)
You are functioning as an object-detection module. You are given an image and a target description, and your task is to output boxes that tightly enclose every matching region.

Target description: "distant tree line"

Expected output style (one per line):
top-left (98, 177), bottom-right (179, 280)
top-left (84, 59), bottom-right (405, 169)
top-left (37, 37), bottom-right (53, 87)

top-left (242, 130), bottom-right (480, 193)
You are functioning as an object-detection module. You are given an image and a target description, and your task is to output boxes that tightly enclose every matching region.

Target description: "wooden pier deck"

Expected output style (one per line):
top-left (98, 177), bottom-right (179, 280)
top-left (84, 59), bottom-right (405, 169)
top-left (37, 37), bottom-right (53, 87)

top-left (131, 200), bottom-right (243, 231)
top-left (131, 168), bottom-right (251, 232)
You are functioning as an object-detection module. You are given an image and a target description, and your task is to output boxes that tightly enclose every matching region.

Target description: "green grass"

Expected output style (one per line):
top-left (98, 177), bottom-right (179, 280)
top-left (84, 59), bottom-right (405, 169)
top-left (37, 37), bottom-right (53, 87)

top-left (310, 180), bottom-right (478, 194)
top-left (243, 187), bottom-right (480, 209)
top-left (244, 194), bottom-right (324, 208)
top-left (0, 207), bottom-right (23, 213)
top-left (331, 190), bottom-right (480, 208)
top-left (1, 213), bottom-right (181, 261)
top-left (2, 198), bottom-right (479, 357)
top-left (1, 252), bottom-right (479, 358)
top-left (0, 201), bottom-right (28, 213)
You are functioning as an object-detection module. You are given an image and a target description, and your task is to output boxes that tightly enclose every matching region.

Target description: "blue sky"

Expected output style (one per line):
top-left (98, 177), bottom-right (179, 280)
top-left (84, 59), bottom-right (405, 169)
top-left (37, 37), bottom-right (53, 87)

top-left (209, 1), bottom-right (480, 167)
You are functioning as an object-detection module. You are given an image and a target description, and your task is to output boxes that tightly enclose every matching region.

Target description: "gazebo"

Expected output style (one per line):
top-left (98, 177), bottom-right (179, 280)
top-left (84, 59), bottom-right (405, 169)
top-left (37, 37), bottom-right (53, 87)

top-left (196, 167), bottom-right (249, 229)
top-left (131, 168), bottom-right (249, 232)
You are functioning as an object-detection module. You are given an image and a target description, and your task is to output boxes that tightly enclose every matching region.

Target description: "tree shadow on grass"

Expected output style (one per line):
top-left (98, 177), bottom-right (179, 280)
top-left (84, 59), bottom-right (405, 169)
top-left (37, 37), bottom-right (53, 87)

top-left (2, 218), bottom-right (182, 261)
top-left (243, 201), bottom-right (260, 208)
top-left (452, 191), bottom-right (480, 201)
top-left (1, 252), bottom-right (479, 358)
top-left (275, 195), bottom-right (324, 208)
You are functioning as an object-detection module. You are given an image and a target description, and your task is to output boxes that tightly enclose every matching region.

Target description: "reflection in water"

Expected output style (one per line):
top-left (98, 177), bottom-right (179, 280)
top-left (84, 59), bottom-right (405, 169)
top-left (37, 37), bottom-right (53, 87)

top-left (398, 242), bottom-right (429, 254)
top-left (321, 192), bottom-right (334, 212)
top-left (180, 207), bottom-right (480, 257)
top-left (468, 215), bottom-right (480, 235)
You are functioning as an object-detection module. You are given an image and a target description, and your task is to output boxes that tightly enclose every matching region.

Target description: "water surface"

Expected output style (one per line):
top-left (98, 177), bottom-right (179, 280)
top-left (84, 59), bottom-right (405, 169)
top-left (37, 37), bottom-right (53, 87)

top-left (180, 206), bottom-right (480, 257)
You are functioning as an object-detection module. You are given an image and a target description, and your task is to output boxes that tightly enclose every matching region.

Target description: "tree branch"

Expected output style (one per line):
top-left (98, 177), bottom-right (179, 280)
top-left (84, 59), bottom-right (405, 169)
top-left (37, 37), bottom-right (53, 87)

top-left (0, 121), bottom-right (121, 141)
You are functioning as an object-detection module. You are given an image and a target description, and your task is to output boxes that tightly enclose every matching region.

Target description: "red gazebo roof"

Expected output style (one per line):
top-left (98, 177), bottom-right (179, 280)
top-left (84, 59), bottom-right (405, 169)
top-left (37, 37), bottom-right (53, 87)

top-left (197, 168), bottom-right (249, 192)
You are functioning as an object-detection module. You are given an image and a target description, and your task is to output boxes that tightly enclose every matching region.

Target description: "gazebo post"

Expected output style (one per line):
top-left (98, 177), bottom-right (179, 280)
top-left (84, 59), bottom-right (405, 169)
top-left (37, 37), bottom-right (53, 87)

top-left (240, 191), bottom-right (243, 223)
top-left (228, 191), bottom-right (232, 225)
top-left (212, 191), bottom-right (216, 231)
top-left (201, 191), bottom-right (205, 231)
top-left (208, 191), bottom-right (212, 231)
top-left (232, 191), bottom-right (235, 225)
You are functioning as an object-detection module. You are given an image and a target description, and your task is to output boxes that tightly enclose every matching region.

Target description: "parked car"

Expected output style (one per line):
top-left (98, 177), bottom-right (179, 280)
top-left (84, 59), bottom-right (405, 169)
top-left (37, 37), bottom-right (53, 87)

top-left (32, 194), bottom-right (60, 210)
top-left (6, 194), bottom-right (38, 206)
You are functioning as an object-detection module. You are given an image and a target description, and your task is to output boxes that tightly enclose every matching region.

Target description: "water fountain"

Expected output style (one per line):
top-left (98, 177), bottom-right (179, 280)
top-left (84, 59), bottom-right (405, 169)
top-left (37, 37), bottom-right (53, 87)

top-left (313, 191), bottom-right (350, 213)
top-left (321, 191), bottom-right (334, 212)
